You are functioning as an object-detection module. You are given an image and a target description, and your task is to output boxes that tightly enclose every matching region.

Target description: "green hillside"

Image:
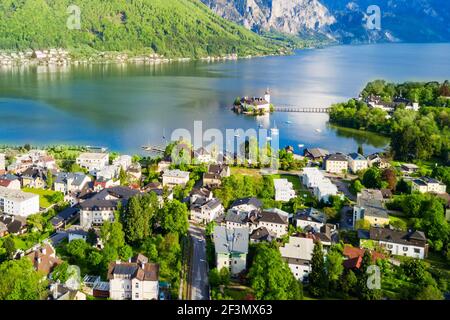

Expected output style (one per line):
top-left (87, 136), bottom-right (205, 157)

top-left (0, 0), bottom-right (286, 58)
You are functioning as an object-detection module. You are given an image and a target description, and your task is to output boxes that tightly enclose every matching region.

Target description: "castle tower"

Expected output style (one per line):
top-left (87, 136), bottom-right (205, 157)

top-left (264, 88), bottom-right (271, 103)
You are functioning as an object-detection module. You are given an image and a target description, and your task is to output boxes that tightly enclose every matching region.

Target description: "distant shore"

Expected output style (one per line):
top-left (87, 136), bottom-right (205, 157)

top-left (0, 48), bottom-right (291, 68)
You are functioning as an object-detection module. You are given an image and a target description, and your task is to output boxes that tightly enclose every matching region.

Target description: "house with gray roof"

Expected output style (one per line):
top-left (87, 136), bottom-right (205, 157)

top-left (353, 189), bottom-right (390, 228)
top-left (80, 186), bottom-right (140, 229)
top-left (213, 226), bottom-right (249, 275)
top-left (295, 208), bottom-right (327, 232)
top-left (54, 172), bottom-right (91, 195)
top-left (324, 153), bottom-right (349, 173)
top-left (190, 197), bottom-right (224, 224)
top-left (229, 197), bottom-right (262, 212)
top-left (279, 236), bottom-right (315, 282)
top-left (360, 227), bottom-right (428, 259)
top-left (107, 254), bottom-right (159, 300)
top-left (348, 153), bottom-right (369, 173)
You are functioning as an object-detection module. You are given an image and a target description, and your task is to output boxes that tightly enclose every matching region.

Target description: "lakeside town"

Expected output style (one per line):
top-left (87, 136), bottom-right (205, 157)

top-left (0, 80), bottom-right (449, 301)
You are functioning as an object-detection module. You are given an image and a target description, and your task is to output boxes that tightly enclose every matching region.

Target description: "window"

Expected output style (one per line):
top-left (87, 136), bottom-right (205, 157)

top-left (135, 283), bottom-right (139, 289)
top-left (387, 244), bottom-right (393, 249)
top-left (403, 247), bottom-right (408, 252)
top-left (414, 248), bottom-right (420, 254)
top-left (234, 261), bottom-right (237, 264)
top-left (135, 293), bottom-right (139, 299)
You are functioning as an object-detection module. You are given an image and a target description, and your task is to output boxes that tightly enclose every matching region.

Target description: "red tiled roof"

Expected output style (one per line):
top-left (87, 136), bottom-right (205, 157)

top-left (342, 245), bottom-right (385, 269)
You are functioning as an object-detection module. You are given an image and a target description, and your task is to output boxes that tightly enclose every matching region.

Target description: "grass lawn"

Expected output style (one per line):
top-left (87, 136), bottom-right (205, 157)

top-left (22, 188), bottom-right (62, 208)
top-left (388, 215), bottom-right (412, 228)
top-left (230, 167), bottom-right (262, 178)
top-left (271, 174), bottom-right (302, 191)
top-left (224, 285), bottom-right (254, 300)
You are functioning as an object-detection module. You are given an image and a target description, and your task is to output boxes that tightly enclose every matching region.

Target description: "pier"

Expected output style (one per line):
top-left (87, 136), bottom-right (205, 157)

top-left (142, 145), bottom-right (165, 153)
top-left (274, 105), bottom-right (330, 113)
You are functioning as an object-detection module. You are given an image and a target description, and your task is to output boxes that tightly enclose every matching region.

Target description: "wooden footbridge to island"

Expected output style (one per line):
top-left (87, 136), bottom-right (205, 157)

top-left (274, 105), bottom-right (330, 113)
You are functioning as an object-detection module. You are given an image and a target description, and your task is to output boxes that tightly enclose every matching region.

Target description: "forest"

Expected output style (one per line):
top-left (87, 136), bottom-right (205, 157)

top-left (0, 0), bottom-right (286, 58)
top-left (329, 80), bottom-right (450, 162)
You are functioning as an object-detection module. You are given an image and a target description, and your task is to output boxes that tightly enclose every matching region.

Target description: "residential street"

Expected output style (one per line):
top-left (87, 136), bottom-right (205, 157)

top-left (188, 224), bottom-right (209, 300)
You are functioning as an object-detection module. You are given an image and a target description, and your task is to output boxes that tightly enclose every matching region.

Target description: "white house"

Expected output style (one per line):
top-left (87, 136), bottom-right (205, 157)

top-left (274, 179), bottom-right (296, 202)
top-left (0, 186), bottom-right (40, 217)
top-left (76, 152), bottom-right (109, 172)
top-left (162, 170), bottom-right (190, 188)
top-left (214, 226), bottom-right (249, 275)
top-left (54, 172), bottom-right (91, 195)
top-left (190, 198), bottom-right (224, 224)
top-left (0, 174), bottom-right (21, 190)
top-left (295, 208), bottom-right (326, 232)
top-left (360, 227), bottom-right (428, 259)
top-left (324, 153), bottom-right (348, 174)
top-left (411, 177), bottom-right (447, 194)
top-left (353, 189), bottom-right (390, 227)
top-left (279, 236), bottom-right (315, 282)
top-left (0, 153), bottom-right (5, 173)
top-left (348, 153), bottom-right (369, 173)
top-left (96, 165), bottom-right (120, 180)
top-left (108, 254), bottom-right (159, 300)
top-left (79, 187), bottom-right (139, 229)
top-left (193, 147), bottom-right (214, 164)
top-left (301, 168), bottom-right (338, 203)
top-left (112, 155), bottom-right (132, 171)
top-left (229, 197), bottom-right (262, 213)
top-left (257, 210), bottom-right (289, 238)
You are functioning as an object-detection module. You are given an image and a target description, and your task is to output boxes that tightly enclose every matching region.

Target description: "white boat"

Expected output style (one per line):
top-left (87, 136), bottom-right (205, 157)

top-left (267, 137), bottom-right (272, 141)
top-left (285, 120), bottom-right (292, 124)
top-left (315, 128), bottom-right (322, 133)
top-left (234, 133), bottom-right (240, 137)
top-left (298, 144), bottom-right (305, 148)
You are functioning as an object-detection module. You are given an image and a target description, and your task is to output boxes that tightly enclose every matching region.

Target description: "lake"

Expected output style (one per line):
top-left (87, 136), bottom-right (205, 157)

top-left (1, 43), bottom-right (450, 155)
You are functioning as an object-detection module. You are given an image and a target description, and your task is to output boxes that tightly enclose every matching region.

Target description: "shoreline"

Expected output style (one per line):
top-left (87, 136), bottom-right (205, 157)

top-left (0, 48), bottom-right (291, 68)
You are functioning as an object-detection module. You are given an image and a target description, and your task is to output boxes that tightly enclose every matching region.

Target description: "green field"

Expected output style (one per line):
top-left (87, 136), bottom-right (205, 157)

top-left (22, 188), bottom-right (63, 208)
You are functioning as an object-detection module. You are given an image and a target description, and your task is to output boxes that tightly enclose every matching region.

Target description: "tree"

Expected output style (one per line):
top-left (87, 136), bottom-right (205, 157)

top-left (119, 245), bottom-right (133, 261)
top-left (309, 242), bottom-right (328, 297)
top-left (46, 170), bottom-right (54, 189)
top-left (86, 228), bottom-right (98, 246)
top-left (325, 249), bottom-right (344, 288)
top-left (350, 179), bottom-right (364, 194)
top-left (123, 196), bottom-right (145, 244)
top-left (157, 200), bottom-right (189, 236)
top-left (52, 261), bottom-right (70, 283)
top-left (357, 251), bottom-right (381, 300)
top-left (209, 268), bottom-right (222, 288)
top-left (382, 168), bottom-right (397, 190)
top-left (100, 217), bottom-right (125, 250)
top-left (2, 237), bottom-right (16, 259)
top-left (66, 239), bottom-right (89, 261)
top-left (362, 167), bottom-right (382, 189)
top-left (0, 258), bottom-right (48, 300)
top-left (396, 179), bottom-right (410, 194)
top-left (248, 243), bottom-right (303, 300)
top-left (357, 145), bottom-right (364, 156)
top-left (401, 259), bottom-right (427, 285)
top-left (415, 285), bottom-right (444, 300)
top-left (340, 270), bottom-right (358, 297)
top-left (119, 167), bottom-right (128, 186)
top-left (219, 267), bottom-right (230, 286)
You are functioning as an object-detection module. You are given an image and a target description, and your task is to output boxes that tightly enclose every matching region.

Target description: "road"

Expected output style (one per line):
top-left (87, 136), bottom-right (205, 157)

top-left (188, 224), bottom-right (209, 300)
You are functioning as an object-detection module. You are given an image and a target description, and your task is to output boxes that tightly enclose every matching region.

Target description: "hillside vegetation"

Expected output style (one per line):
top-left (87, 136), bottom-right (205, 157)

top-left (0, 0), bottom-right (285, 58)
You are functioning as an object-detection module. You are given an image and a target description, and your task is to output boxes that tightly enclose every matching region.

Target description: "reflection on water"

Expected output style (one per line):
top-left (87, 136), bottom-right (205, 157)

top-left (1, 43), bottom-right (449, 155)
